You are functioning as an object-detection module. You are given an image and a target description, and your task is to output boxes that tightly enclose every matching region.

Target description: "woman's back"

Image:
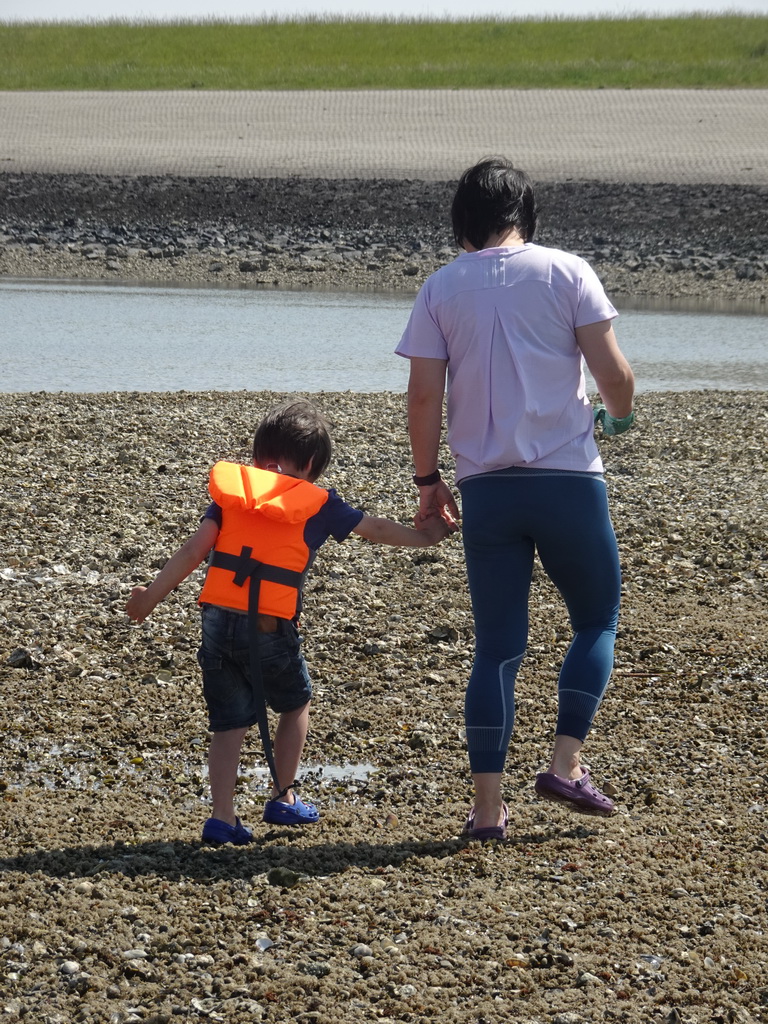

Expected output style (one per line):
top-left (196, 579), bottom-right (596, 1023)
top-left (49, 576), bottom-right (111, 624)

top-left (398, 243), bottom-right (617, 478)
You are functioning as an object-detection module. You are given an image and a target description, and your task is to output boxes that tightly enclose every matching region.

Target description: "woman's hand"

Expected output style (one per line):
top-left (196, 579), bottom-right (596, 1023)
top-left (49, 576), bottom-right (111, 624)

top-left (416, 480), bottom-right (460, 531)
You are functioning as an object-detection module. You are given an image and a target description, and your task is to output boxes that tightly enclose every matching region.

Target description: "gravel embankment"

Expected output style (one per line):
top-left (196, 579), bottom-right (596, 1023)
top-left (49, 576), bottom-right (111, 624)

top-left (1, 173), bottom-right (767, 303)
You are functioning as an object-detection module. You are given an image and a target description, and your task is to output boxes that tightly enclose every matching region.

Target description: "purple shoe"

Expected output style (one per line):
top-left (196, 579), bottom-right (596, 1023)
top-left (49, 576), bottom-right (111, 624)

top-left (534, 769), bottom-right (615, 816)
top-left (463, 802), bottom-right (509, 841)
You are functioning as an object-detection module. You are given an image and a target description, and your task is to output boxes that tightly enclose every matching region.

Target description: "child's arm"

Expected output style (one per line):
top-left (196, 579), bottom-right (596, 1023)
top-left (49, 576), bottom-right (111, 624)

top-left (352, 512), bottom-right (452, 548)
top-left (125, 518), bottom-right (219, 624)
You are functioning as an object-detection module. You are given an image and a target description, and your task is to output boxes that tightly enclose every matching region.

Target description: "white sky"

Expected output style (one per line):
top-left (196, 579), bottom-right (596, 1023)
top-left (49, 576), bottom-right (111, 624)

top-left (1, 0), bottom-right (766, 21)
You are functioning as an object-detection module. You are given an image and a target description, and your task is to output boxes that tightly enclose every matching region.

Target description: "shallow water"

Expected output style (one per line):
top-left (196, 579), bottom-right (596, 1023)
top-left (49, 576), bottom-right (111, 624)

top-left (1, 278), bottom-right (766, 393)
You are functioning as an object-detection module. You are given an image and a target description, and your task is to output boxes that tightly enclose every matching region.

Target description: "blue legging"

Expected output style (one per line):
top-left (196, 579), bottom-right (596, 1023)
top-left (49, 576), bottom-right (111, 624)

top-left (458, 468), bottom-right (621, 774)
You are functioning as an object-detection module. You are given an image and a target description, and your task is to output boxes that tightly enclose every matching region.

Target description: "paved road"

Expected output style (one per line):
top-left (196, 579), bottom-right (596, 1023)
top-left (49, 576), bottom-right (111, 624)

top-left (0, 89), bottom-right (766, 184)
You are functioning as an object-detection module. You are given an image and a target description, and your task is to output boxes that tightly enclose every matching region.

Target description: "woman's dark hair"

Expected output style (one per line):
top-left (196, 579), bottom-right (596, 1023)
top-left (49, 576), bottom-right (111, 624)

top-left (451, 157), bottom-right (538, 250)
top-left (253, 399), bottom-right (332, 482)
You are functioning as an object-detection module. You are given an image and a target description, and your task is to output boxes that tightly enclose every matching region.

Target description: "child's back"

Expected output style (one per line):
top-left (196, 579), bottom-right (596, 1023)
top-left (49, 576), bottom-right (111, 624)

top-left (126, 400), bottom-right (452, 844)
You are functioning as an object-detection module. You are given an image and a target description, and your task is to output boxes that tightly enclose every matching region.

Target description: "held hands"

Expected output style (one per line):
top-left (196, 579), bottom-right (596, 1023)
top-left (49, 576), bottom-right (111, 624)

top-left (413, 511), bottom-right (454, 545)
top-left (412, 479), bottom-right (460, 545)
top-left (416, 479), bottom-right (461, 531)
top-left (594, 405), bottom-right (636, 436)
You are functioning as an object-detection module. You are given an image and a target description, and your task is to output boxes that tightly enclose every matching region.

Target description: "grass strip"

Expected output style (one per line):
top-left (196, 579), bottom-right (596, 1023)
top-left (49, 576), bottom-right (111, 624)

top-left (0, 15), bottom-right (767, 90)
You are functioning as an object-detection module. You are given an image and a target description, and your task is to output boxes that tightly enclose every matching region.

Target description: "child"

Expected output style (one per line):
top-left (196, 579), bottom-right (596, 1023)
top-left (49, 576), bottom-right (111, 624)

top-left (126, 399), bottom-right (452, 845)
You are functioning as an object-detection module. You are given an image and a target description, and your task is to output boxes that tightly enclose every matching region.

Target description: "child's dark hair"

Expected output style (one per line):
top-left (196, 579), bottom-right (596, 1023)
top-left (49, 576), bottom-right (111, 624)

top-left (451, 157), bottom-right (538, 250)
top-left (253, 400), bottom-right (332, 482)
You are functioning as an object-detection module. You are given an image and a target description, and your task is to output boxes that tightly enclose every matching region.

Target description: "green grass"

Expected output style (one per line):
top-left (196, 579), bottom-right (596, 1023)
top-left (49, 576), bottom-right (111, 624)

top-left (0, 15), bottom-right (767, 90)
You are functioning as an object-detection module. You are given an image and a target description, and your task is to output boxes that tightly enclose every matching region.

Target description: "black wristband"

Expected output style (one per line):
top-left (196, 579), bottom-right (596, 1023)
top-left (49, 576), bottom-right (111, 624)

top-left (412, 469), bottom-right (441, 486)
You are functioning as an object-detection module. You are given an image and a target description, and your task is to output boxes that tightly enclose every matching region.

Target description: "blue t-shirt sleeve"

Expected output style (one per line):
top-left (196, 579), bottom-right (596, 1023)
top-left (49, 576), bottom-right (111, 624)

top-left (203, 501), bottom-right (222, 527)
top-left (305, 488), bottom-right (364, 550)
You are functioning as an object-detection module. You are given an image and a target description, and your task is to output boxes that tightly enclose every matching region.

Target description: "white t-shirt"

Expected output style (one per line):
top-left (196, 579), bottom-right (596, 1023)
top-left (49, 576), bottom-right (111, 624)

top-left (395, 243), bottom-right (618, 481)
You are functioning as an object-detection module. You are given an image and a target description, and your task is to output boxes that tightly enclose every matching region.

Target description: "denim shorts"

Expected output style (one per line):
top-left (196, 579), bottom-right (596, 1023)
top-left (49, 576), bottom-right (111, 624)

top-left (197, 605), bottom-right (312, 732)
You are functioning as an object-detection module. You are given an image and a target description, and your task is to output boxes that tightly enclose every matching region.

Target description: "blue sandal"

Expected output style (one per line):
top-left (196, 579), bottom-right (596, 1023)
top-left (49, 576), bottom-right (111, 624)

top-left (201, 816), bottom-right (255, 845)
top-left (263, 795), bottom-right (320, 826)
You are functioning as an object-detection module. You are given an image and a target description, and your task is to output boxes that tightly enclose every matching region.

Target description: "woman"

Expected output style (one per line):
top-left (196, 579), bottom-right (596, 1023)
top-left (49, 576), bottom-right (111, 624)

top-left (396, 157), bottom-right (635, 841)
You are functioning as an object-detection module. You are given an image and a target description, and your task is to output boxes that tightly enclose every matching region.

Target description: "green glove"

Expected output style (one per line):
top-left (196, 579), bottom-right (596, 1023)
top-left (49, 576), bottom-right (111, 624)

top-left (593, 405), bottom-right (635, 436)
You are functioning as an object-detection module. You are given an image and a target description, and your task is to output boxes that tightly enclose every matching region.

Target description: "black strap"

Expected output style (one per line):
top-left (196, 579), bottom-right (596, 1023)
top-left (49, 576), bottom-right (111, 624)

top-left (211, 546), bottom-right (304, 793)
top-left (210, 548), bottom-right (303, 591)
top-left (245, 572), bottom-right (282, 793)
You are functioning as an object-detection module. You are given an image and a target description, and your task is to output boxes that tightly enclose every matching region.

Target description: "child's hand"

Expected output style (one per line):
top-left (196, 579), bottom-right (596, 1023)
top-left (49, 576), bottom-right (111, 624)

top-left (414, 512), bottom-right (454, 545)
top-left (125, 586), bottom-right (154, 624)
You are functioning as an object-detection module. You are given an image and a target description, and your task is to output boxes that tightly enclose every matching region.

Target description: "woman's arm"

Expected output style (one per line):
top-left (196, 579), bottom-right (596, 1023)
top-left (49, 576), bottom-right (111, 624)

top-left (406, 356), bottom-right (460, 524)
top-left (576, 320), bottom-right (635, 419)
top-left (407, 356), bottom-right (447, 477)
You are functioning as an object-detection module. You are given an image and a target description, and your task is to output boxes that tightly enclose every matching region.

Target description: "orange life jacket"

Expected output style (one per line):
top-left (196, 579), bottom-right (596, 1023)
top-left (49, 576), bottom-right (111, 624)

top-left (198, 461), bottom-right (329, 619)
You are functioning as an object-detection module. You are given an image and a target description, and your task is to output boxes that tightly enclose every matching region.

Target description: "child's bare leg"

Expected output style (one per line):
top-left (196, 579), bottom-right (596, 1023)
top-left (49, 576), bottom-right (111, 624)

top-left (272, 702), bottom-right (310, 803)
top-left (209, 726), bottom-right (249, 824)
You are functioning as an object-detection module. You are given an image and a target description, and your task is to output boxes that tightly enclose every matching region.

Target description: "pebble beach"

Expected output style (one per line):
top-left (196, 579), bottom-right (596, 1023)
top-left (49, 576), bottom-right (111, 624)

top-left (1, 167), bottom-right (767, 1024)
